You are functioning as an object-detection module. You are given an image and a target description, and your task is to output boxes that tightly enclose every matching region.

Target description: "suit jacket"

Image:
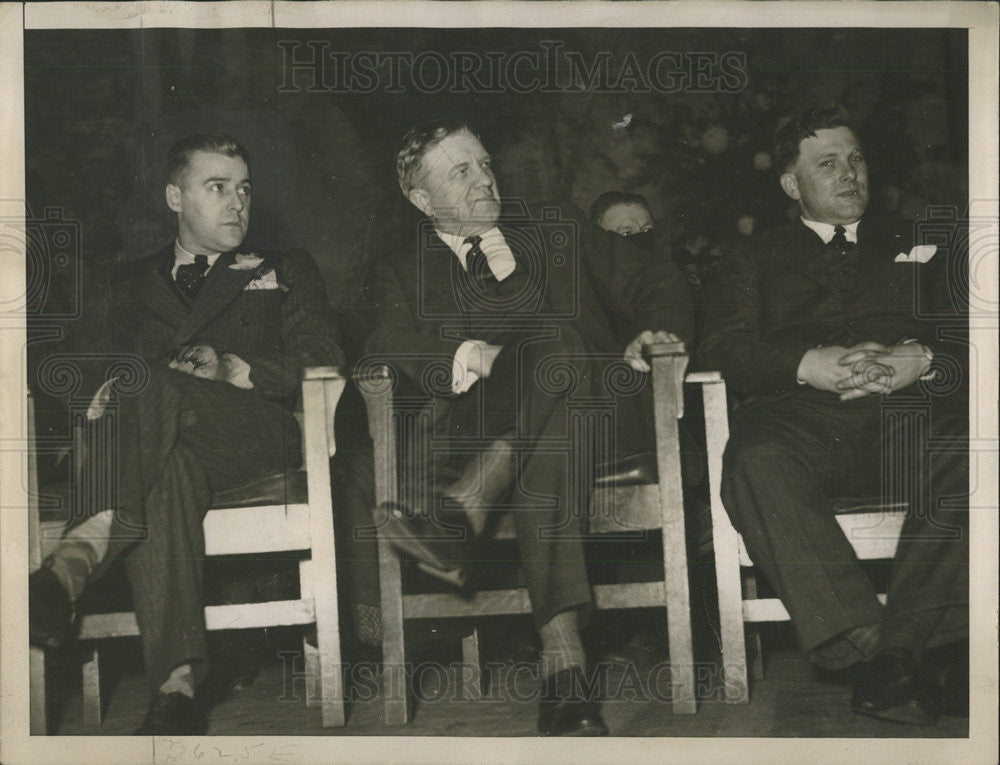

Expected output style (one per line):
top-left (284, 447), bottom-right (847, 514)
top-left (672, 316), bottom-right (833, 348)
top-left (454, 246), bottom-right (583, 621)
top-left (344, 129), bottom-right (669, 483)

top-left (364, 203), bottom-right (694, 391)
top-left (698, 215), bottom-right (965, 400)
top-left (106, 245), bottom-right (344, 405)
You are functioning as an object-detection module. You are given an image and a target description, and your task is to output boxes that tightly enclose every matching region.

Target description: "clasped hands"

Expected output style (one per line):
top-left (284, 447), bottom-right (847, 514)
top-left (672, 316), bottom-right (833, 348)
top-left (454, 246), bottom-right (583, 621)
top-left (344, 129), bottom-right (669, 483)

top-left (169, 342), bottom-right (254, 389)
top-left (797, 341), bottom-right (931, 401)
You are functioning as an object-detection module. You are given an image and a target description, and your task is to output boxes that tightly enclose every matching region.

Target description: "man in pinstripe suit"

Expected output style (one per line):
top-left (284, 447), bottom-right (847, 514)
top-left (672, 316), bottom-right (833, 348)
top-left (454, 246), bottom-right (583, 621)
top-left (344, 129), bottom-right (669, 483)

top-left (29, 134), bottom-right (343, 734)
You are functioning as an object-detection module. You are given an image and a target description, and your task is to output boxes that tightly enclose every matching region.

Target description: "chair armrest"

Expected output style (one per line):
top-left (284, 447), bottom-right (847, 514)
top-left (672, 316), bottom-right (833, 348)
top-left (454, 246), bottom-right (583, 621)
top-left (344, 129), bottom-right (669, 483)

top-left (682, 370), bottom-right (729, 478)
top-left (301, 367), bottom-right (345, 458)
top-left (647, 342), bottom-right (688, 419)
top-left (303, 366), bottom-right (343, 380)
top-left (684, 371), bottom-right (722, 384)
top-left (353, 363), bottom-right (398, 510)
top-left (645, 340), bottom-right (686, 358)
top-left (354, 363), bottom-right (396, 426)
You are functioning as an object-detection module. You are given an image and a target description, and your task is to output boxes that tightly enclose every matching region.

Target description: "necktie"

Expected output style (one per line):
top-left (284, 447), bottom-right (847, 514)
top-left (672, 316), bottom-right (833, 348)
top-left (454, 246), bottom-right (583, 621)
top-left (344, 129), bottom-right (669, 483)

top-left (463, 235), bottom-right (492, 290)
top-left (176, 254), bottom-right (209, 301)
top-left (824, 225), bottom-right (858, 289)
top-left (829, 225), bottom-right (851, 255)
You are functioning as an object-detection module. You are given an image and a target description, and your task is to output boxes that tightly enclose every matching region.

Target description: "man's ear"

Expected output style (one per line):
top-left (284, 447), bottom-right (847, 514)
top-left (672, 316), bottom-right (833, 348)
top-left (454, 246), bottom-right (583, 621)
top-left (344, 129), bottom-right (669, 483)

top-left (779, 172), bottom-right (801, 201)
top-left (407, 187), bottom-right (433, 218)
top-left (165, 184), bottom-right (183, 213)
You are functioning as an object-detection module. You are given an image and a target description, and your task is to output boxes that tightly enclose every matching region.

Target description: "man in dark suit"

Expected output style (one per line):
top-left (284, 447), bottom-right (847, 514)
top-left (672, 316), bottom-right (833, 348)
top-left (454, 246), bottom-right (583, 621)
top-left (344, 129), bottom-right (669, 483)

top-left (699, 105), bottom-right (968, 725)
top-left (365, 120), bottom-right (693, 735)
top-left (30, 133), bottom-right (344, 733)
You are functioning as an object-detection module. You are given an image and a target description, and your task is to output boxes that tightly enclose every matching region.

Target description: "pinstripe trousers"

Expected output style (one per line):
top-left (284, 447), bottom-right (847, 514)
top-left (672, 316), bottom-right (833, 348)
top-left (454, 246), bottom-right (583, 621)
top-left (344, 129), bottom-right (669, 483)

top-left (721, 387), bottom-right (969, 653)
top-left (102, 366), bottom-right (300, 692)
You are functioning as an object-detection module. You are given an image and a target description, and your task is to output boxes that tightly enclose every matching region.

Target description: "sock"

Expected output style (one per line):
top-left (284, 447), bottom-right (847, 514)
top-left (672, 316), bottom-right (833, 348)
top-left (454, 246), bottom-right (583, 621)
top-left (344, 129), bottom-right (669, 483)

top-left (159, 663), bottom-right (196, 698)
top-left (351, 603), bottom-right (383, 648)
top-left (539, 609), bottom-right (586, 679)
top-left (877, 608), bottom-right (942, 661)
top-left (45, 510), bottom-right (115, 602)
top-left (64, 508), bottom-right (114, 559)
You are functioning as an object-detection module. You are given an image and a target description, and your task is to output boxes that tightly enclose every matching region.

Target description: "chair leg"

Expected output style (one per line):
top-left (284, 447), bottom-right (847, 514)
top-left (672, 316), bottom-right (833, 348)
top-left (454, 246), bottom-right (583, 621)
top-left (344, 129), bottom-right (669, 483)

top-left (743, 572), bottom-right (765, 681)
top-left (30, 646), bottom-right (48, 734)
top-left (302, 550), bottom-right (346, 726)
top-left (650, 358), bottom-right (697, 714)
top-left (461, 626), bottom-right (483, 700)
top-left (713, 539), bottom-right (750, 704)
top-left (378, 539), bottom-right (408, 724)
top-left (297, 559), bottom-right (320, 710)
top-left (82, 647), bottom-right (103, 727)
top-left (303, 637), bottom-right (321, 709)
top-left (702, 380), bottom-right (749, 704)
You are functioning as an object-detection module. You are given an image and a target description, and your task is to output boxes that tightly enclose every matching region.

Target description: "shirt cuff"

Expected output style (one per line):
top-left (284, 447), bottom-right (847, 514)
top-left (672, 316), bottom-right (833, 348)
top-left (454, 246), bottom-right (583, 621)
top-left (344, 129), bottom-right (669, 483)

top-left (86, 376), bottom-right (119, 420)
top-left (898, 338), bottom-right (936, 381)
top-left (453, 340), bottom-right (486, 394)
top-left (222, 353), bottom-right (255, 389)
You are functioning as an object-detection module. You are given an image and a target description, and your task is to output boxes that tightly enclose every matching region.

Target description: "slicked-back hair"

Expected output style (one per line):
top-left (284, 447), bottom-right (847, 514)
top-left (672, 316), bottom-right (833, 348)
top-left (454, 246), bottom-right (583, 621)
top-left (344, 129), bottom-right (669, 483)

top-left (395, 119), bottom-right (478, 195)
top-left (589, 191), bottom-right (652, 224)
top-left (166, 133), bottom-right (251, 188)
top-left (773, 104), bottom-right (855, 175)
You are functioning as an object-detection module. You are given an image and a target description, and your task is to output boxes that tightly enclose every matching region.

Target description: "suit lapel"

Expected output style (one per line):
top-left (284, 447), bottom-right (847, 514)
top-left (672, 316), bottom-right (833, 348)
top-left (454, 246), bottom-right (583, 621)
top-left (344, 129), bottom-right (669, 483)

top-left (851, 217), bottom-right (906, 303)
top-left (172, 250), bottom-right (265, 346)
top-left (417, 233), bottom-right (461, 315)
top-left (771, 223), bottom-right (843, 296)
top-left (133, 247), bottom-right (191, 329)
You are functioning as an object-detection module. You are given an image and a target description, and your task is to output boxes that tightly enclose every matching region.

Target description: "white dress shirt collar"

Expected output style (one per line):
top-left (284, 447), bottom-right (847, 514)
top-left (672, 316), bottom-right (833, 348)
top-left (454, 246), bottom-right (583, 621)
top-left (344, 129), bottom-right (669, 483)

top-left (434, 226), bottom-right (516, 281)
top-left (172, 240), bottom-right (222, 279)
top-left (800, 217), bottom-right (860, 245)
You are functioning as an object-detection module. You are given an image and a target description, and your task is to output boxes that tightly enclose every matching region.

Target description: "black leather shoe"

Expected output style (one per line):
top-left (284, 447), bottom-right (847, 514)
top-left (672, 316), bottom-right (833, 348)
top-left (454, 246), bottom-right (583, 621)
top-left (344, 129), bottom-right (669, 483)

top-left (29, 565), bottom-right (75, 650)
top-left (203, 630), bottom-right (265, 703)
top-left (375, 500), bottom-right (470, 588)
top-left (603, 626), bottom-right (666, 668)
top-left (851, 649), bottom-right (940, 726)
top-left (134, 691), bottom-right (207, 735)
top-left (537, 667), bottom-right (609, 736)
top-left (924, 641), bottom-right (969, 717)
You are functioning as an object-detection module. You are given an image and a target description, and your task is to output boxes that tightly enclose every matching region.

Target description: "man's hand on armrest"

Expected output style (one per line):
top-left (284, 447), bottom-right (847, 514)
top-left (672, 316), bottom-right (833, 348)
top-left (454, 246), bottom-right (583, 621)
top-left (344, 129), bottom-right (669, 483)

top-left (624, 329), bottom-right (681, 373)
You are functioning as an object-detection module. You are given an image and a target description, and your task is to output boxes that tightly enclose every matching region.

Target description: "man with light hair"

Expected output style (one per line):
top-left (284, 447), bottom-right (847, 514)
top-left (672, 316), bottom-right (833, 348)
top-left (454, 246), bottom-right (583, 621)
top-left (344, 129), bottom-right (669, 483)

top-left (367, 119), bottom-right (693, 735)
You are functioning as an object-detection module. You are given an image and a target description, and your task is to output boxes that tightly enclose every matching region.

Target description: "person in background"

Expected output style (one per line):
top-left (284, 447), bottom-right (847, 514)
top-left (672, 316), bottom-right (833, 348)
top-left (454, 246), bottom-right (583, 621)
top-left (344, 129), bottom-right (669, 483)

top-left (591, 190), bottom-right (702, 288)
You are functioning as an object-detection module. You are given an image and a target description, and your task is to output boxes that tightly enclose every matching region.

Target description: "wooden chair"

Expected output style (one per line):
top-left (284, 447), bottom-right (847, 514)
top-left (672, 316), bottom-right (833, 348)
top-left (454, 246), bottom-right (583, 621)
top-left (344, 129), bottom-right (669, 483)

top-left (29, 366), bottom-right (347, 732)
top-left (696, 372), bottom-right (908, 703)
top-left (359, 342), bottom-right (698, 724)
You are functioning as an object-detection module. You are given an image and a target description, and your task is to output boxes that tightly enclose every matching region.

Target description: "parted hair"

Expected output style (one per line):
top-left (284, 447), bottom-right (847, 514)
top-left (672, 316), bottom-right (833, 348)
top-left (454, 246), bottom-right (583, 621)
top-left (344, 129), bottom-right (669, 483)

top-left (166, 133), bottom-right (251, 187)
top-left (395, 119), bottom-right (479, 194)
top-left (773, 104), bottom-right (854, 174)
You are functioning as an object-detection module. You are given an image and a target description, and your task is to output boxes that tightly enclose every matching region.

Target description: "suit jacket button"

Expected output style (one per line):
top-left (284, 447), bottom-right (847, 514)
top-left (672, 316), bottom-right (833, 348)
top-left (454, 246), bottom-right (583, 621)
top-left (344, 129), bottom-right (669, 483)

top-left (239, 317), bottom-right (250, 327)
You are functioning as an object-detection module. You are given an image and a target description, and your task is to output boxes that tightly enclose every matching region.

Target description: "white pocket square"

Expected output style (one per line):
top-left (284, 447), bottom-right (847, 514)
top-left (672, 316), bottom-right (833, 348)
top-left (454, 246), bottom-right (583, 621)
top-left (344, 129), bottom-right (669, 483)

top-left (244, 269), bottom-right (280, 290)
top-left (894, 244), bottom-right (937, 264)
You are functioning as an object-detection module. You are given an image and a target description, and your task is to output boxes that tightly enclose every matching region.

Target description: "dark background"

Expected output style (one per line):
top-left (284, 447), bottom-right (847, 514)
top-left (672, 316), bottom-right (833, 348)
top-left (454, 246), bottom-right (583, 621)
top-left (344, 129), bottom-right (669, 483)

top-left (23, 26), bottom-right (968, 455)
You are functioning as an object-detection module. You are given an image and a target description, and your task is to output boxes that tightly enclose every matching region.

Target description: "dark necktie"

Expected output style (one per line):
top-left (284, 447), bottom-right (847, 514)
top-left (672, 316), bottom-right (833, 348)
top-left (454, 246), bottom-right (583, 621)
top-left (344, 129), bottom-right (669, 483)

top-left (463, 235), bottom-right (493, 290)
top-left (829, 225), bottom-right (851, 255)
top-left (176, 254), bottom-right (209, 301)
top-left (824, 225), bottom-right (858, 289)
